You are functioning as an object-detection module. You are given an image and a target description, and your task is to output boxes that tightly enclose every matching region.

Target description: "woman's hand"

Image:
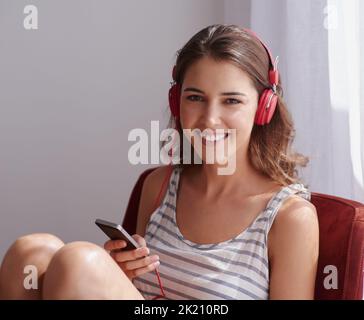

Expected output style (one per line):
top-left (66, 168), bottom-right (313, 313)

top-left (104, 234), bottom-right (160, 281)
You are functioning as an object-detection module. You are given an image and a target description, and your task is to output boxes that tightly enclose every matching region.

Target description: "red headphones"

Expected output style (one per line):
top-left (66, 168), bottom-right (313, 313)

top-left (168, 28), bottom-right (279, 126)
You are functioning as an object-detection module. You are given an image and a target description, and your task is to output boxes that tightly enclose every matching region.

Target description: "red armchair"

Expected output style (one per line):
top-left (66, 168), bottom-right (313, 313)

top-left (310, 192), bottom-right (364, 299)
top-left (122, 167), bottom-right (364, 300)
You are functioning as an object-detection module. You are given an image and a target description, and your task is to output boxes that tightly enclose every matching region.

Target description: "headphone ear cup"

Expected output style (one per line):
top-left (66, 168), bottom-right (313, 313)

top-left (254, 89), bottom-right (278, 125)
top-left (265, 93), bottom-right (278, 124)
top-left (168, 83), bottom-right (181, 118)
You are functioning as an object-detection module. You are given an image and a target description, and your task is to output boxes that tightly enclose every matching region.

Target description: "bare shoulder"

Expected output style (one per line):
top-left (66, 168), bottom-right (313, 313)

top-left (135, 165), bottom-right (173, 237)
top-left (277, 195), bottom-right (317, 222)
top-left (268, 195), bottom-right (319, 259)
top-left (268, 195), bottom-right (320, 299)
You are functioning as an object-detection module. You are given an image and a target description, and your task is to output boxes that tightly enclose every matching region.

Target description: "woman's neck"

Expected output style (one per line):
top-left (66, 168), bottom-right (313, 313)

top-left (185, 157), bottom-right (276, 199)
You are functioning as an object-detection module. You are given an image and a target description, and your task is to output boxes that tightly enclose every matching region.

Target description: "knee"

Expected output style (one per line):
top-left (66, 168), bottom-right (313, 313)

top-left (42, 241), bottom-right (115, 299)
top-left (1, 233), bottom-right (64, 268)
top-left (46, 241), bottom-right (108, 271)
top-left (12, 233), bottom-right (64, 252)
top-left (0, 233), bottom-right (64, 299)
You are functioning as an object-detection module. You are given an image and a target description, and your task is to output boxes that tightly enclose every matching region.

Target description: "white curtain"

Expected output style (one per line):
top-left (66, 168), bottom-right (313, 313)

top-left (224, 0), bottom-right (364, 203)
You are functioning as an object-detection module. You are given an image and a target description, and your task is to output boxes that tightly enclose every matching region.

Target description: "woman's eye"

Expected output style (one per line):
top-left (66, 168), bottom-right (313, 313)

top-left (225, 98), bottom-right (242, 105)
top-left (186, 95), bottom-right (204, 102)
top-left (185, 96), bottom-right (243, 104)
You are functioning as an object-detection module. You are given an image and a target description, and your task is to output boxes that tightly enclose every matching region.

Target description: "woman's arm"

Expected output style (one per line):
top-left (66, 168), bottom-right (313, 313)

top-left (268, 197), bottom-right (319, 299)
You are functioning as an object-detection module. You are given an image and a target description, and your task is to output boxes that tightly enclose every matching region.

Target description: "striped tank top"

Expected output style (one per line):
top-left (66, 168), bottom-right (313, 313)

top-left (132, 165), bottom-right (311, 300)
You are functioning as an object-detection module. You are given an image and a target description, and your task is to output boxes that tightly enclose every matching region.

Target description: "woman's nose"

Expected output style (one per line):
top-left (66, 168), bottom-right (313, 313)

top-left (201, 102), bottom-right (222, 127)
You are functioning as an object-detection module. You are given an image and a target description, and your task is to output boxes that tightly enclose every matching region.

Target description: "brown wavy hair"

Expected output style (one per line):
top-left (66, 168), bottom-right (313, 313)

top-left (165, 24), bottom-right (308, 186)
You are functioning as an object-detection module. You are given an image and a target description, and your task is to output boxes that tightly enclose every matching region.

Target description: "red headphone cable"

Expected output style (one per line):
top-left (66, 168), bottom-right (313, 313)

top-left (149, 164), bottom-right (174, 300)
top-left (148, 120), bottom-right (179, 299)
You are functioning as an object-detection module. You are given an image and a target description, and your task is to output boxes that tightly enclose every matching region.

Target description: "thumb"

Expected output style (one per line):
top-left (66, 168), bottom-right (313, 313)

top-left (132, 234), bottom-right (147, 248)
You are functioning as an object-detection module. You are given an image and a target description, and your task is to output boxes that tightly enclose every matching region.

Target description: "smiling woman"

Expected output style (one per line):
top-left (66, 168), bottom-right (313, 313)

top-left (0, 24), bottom-right (318, 301)
top-left (132, 24), bottom-right (319, 300)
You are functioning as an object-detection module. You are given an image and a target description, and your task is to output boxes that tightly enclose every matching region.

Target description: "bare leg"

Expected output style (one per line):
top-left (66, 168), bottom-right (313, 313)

top-left (0, 233), bottom-right (65, 299)
top-left (42, 241), bottom-right (145, 300)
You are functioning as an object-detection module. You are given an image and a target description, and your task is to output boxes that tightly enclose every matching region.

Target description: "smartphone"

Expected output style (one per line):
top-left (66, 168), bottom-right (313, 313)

top-left (95, 218), bottom-right (140, 251)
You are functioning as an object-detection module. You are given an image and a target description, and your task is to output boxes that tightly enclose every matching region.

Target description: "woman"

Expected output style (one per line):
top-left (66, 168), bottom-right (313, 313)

top-left (0, 24), bottom-right (319, 300)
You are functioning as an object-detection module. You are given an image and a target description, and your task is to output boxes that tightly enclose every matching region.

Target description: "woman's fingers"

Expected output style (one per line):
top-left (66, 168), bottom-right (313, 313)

top-left (111, 246), bottom-right (149, 262)
top-left (104, 234), bottom-right (158, 280)
top-left (122, 254), bottom-right (160, 271)
top-left (104, 239), bottom-right (126, 251)
top-left (122, 260), bottom-right (160, 279)
top-left (104, 234), bottom-right (146, 252)
top-left (132, 234), bottom-right (147, 247)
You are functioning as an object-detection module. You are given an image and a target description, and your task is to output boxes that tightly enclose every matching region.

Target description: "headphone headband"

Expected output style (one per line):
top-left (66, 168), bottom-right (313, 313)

top-left (172, 28), bottom-right (279, 87)
top-left (242, 28), bottom-right (279, 74)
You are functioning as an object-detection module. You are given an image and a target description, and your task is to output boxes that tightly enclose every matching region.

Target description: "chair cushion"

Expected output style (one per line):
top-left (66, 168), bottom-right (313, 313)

top-left (122, 168), bottom-right (156, 235)
top-left (311, 193), bottom-right (364, 299)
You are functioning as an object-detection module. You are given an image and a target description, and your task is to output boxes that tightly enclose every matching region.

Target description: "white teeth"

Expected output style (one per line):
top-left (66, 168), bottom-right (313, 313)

top-left (203, 134), bottom-right (226, 142)
top-left (198, 131), bottom-right (227, 142)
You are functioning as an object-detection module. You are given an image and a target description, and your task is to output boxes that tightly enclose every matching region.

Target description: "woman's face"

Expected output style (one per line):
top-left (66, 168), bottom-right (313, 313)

top-left (179, 56), bottom-right (259, 165)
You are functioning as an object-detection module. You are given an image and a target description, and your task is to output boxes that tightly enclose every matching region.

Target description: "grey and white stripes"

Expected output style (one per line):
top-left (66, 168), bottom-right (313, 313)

top-left (133, 166), bottom-right (311, 300)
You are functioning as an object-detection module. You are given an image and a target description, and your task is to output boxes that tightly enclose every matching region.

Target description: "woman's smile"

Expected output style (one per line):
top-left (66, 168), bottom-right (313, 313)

top-left (198, 131), bottom-right (230, 145)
